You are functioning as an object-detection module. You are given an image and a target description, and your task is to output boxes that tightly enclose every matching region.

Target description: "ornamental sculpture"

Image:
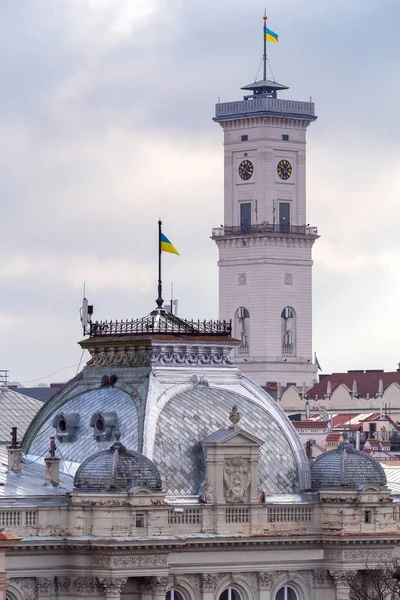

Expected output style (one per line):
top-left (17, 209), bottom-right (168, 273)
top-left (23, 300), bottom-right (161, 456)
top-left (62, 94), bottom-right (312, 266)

top-left (223, 457), bottom-right (251, 502)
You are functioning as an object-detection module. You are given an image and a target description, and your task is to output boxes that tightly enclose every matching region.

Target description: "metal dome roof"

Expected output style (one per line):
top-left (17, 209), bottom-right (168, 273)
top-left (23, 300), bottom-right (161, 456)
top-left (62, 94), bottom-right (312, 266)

top-left (311, 437), bottom-right (387, 491)
top-left (74, 435), bottom-right (162, 491)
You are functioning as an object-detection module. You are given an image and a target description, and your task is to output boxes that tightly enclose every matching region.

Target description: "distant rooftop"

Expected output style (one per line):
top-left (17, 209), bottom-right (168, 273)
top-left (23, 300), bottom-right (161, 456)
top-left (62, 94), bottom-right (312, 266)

top-left (309, 370), bottom-right (400, 398)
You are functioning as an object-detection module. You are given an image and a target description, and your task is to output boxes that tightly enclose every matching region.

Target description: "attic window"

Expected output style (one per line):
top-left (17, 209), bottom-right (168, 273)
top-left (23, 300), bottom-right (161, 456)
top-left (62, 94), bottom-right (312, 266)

top-left (282, 134), bottom-right (289, 141)
top-left (241, 135), bottom-right (248, 141)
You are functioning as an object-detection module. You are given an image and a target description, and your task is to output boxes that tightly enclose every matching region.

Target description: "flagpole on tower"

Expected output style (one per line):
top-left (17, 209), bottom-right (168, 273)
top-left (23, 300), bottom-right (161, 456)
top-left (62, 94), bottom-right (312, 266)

top-left (263, 10), bottom-right (268, 81)
top-left (156, 219), bottom-right (164, 311)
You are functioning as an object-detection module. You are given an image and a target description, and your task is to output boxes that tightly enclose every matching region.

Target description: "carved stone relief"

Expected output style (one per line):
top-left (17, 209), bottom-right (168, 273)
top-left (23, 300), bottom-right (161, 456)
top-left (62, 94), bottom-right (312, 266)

top-left (312, 570), bottom-right (331, 587)
top-left (87, 345), bottom-right (234, 369)
top-left (223, 457), bottom-right (251, 502)
top-left (36, 577), bottom-right (52, 594)
top-left (99, 578), bottom-right (128, 597)
top-left (56, 577), bottom-right (70, 593)
top-left (257, 572), bottom-right (275, 590)
top-left (73, 577), bottom-right (101, 595)
top-left (177, 574), bottom-right (200, 600)
top-left (112, 554), bottom-right (168, 567)
top-left (202, 574), bottom-right (217, 592)
top-left (92, 555), bottom-right (112, 567)
top-left (7, 578), bottom-right (36, 600)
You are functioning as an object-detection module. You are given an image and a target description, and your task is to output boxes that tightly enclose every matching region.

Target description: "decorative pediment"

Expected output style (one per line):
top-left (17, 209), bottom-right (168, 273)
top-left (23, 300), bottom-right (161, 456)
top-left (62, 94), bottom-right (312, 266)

top-left (201, 428), bottom-right (263, 448)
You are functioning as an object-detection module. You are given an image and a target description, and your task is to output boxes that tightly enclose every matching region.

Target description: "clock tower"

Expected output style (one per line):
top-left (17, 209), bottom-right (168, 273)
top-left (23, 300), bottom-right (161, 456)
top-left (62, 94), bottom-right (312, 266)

top-left (212, 19), bottom-right (319, 388)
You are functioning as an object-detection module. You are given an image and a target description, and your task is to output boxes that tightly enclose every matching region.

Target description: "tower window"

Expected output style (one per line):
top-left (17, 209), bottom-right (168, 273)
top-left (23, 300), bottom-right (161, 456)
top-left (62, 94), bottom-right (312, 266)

top-left (364, 510), bottom-right (373, 524)
top-left (236, 307), bottom-right (250, 355)
top-left (241, 135), bottom-right (248, 141)
top-left (282, 134), bottom-right (289, 141)
top-left (281, 307), bottom-right (296, 356)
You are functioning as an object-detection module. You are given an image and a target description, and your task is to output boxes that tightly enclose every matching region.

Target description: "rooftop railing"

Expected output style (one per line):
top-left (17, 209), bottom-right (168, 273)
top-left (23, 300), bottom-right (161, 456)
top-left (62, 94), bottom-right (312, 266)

top-left (215, 96), bottom-right (315, 119)
top-left (89, 316), bottom-right (232, 338)
top-left (212, 224), bottom-right (318, 238)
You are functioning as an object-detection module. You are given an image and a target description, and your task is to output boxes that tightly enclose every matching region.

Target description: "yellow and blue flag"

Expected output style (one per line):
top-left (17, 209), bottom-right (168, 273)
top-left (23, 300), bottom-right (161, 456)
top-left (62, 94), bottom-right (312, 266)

top-left (265, 27), bottom-right (279, 43)
top-left (160, 233), bottom-right (180, 256)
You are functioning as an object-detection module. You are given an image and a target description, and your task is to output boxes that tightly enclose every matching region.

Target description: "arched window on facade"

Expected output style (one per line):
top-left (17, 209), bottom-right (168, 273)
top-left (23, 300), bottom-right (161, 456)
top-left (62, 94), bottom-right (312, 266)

top-left (166, 591), bottom-right (185, 600)
top-left (219, 588), bottom-right (243, 600)
top-left (276, 586), bottom-right (298, 600)
top-left (235, 307), bottom-right (250, 355)
top-left (281, 306), bottom-right (296, 356)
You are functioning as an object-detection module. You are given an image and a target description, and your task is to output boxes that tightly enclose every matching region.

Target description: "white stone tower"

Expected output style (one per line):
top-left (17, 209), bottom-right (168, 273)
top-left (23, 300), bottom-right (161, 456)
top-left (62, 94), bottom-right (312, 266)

top-left (212, 18), bottom-right (319, 388)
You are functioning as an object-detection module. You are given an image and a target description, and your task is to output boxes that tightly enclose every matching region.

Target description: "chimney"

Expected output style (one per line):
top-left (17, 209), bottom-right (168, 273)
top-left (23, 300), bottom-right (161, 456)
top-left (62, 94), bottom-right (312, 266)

top-left (355, 430), bottom-right (361, 451)
top-left (44, 437), bottom-right (60, 486)
top-left (7, 427), bottom-right (22, 472)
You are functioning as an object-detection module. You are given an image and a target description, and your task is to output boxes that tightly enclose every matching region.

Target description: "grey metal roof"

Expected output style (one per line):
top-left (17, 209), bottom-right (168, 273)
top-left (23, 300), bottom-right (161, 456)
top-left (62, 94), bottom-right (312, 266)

top-left (311, 442), bottom-right (387, 490)
top-left (241, 79), bottom-right (289, 91)
top-left (27, 387), bottom-right (139, 466)
top-left (0, 446), bottom-right (73, 499)
top-left (74, 438), bottom-right (161, 491)
top-left (153, 387), bottom-right (303, 496)
top-left (0, 387), bottom-right (42, 443)
top-left (13, 387), bottom-right (61, 403)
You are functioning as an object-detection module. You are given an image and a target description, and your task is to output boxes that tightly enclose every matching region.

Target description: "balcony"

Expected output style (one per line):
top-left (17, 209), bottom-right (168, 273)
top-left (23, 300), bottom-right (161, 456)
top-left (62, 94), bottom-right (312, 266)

top-left (212, 224), bottom-right (318, 238)
top-left (214, 96), bottom-right (316, 122)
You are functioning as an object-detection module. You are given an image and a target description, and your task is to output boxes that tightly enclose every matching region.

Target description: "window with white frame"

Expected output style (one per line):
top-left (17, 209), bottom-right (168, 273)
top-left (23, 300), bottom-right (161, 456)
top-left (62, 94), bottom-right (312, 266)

top-left (236, 307), bottom-right (250, 355)
top-left (281, 306), bottom-right (296, 355)
top-left (166, 591), bottom-right (185, 600)
top-left (276, 585), bottom-right (298, 600)
top-left (219, 588), bottom-right (243, 600)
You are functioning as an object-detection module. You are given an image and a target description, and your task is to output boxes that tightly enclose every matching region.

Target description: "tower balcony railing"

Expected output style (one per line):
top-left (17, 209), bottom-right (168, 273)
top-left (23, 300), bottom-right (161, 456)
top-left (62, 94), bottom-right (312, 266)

top-left (215, 96), bottom-right (315, 120)
top-left (212, 224), bottom-right (318, 238)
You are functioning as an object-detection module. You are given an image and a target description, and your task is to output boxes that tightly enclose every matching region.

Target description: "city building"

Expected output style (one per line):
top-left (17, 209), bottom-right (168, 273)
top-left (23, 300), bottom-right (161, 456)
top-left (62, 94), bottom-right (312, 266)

top-left (212, 50), bottom-right (318, 388)
top-left (0, 308), bottom-right (397, 600)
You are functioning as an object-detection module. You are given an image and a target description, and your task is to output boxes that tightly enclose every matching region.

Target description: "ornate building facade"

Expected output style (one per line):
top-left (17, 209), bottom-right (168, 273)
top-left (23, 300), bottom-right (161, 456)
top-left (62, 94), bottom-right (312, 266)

top-left (0, 310), bottom-right (399, 599)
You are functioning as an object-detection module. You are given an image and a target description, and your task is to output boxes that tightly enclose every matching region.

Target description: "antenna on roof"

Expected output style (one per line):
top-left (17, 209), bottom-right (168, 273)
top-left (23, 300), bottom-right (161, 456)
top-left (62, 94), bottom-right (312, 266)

top-left (80, 282), bottom-right (94, 336)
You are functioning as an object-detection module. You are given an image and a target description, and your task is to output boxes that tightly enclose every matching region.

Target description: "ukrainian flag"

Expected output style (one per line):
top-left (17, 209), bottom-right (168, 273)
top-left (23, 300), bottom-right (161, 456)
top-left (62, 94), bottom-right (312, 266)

top-left (160, 233), bottom-right (180, 256)
top-left (265, 27), bottom-right (279, 42)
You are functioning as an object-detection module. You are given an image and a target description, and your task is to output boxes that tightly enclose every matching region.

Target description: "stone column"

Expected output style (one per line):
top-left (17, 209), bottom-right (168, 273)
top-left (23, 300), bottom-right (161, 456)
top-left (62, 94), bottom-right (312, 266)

top-left (312, 570), bottom-right (331, 600)
top-left (36, 577), bottom-right (53, 598)
top-left (151, 577), bottom-right (170, 600)
top-left (73, 577), bottom-right (101, 597)
top-left (99, 578), bottom-right (128, 599)
top-left (330, 571), bottom-right (356, 600)
top-left (202, 574), bottom-right (217, 600)
top-left (257, 573), bottom-right (274, 600)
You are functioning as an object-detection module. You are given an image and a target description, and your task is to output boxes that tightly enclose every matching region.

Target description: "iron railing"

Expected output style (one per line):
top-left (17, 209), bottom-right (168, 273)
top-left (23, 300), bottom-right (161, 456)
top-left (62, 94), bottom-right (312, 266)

top-left (89, 317), bottom-right (232, 338)
top-left (212, 224), bottom-right (318, 237)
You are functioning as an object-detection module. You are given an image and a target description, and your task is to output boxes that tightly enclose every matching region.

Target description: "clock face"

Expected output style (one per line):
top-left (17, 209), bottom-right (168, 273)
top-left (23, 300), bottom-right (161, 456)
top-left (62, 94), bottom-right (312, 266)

top-left (238, 159), bottom-right (254, 181)
top-left (277, 159), bottom-right (292, 180)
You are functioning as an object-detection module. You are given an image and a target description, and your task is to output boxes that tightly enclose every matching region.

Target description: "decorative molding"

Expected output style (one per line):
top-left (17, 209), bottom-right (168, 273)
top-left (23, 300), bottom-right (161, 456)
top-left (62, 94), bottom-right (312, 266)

top-left (238, 273), bottom-right (246, 286)
top-left (202, 574), bottom-right (217, 592)
top-left (93, 555), bottom-right (112, 567)
top-left (235, 572), bottom-right (257, 596)
top-left (257, 572), bottom-right (275, 590)
top-left (284, 273), bottom-right (293, 285)
top-left (36, 577), bottom-right (52, 594)
top-left (73, 577), bottom-right (100, 595)
top-left (56, 576), bottom-right (70, 593)
top-left (112, 554), bottom-right (168, 567)
top-left (177, 574), bottom-right (200, 600)
top-left (312, 570), bottom-right (331, 586)
top-left (87, 345), bottom-right (235, 369)
top-left (8, 578), bottom-right (36, 600)
top-left (343, 548), bottom-right (392, 561)
top-left (151, 577), bottom-right (170, 593)
top-left (99, 577), bottom-right (128, 595)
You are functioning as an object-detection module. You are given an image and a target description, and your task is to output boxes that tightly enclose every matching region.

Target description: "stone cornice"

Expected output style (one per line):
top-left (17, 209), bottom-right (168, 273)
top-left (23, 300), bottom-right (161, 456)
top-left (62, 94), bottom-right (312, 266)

top-left (214, 235), bottom-right (317, 250)
top-left (219, 116), bottom-right (311, 130)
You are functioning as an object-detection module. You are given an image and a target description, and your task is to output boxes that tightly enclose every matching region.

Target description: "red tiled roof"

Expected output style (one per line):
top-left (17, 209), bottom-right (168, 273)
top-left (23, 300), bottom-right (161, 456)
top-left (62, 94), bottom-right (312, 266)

top-left (293, 421), bottom-right (329, 429)
top-left (308, 371), bottom-right (400, 398)
top-left (326, 433), bottom-right (341, 441)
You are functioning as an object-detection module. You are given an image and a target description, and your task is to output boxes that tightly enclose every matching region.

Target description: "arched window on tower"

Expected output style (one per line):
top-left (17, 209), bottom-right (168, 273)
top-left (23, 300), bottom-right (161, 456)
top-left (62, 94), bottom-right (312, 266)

top-left (281, 306), bottom-right (296, 356)
top-left (235, 307), bottom-right (250, 355)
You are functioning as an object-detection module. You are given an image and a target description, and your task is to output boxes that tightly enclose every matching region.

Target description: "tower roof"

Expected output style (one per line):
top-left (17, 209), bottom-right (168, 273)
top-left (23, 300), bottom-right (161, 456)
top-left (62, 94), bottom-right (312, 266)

top-left (241, 79), bottom-right (289, 94)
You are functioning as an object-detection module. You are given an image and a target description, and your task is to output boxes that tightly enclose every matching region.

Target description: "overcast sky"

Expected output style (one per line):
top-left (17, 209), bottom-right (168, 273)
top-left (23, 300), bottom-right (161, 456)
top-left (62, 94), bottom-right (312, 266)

top-left (0, 0), bottom-right (399, 384)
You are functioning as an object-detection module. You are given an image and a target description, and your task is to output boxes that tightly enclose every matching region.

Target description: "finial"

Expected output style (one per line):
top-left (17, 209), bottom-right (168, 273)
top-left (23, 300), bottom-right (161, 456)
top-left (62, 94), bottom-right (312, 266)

top-left (10, 427), bottom-right (19, 449)
top-left (49, 437), bottom-right (57, 458)
top-left (229, 405), bottom-right (241, 429)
